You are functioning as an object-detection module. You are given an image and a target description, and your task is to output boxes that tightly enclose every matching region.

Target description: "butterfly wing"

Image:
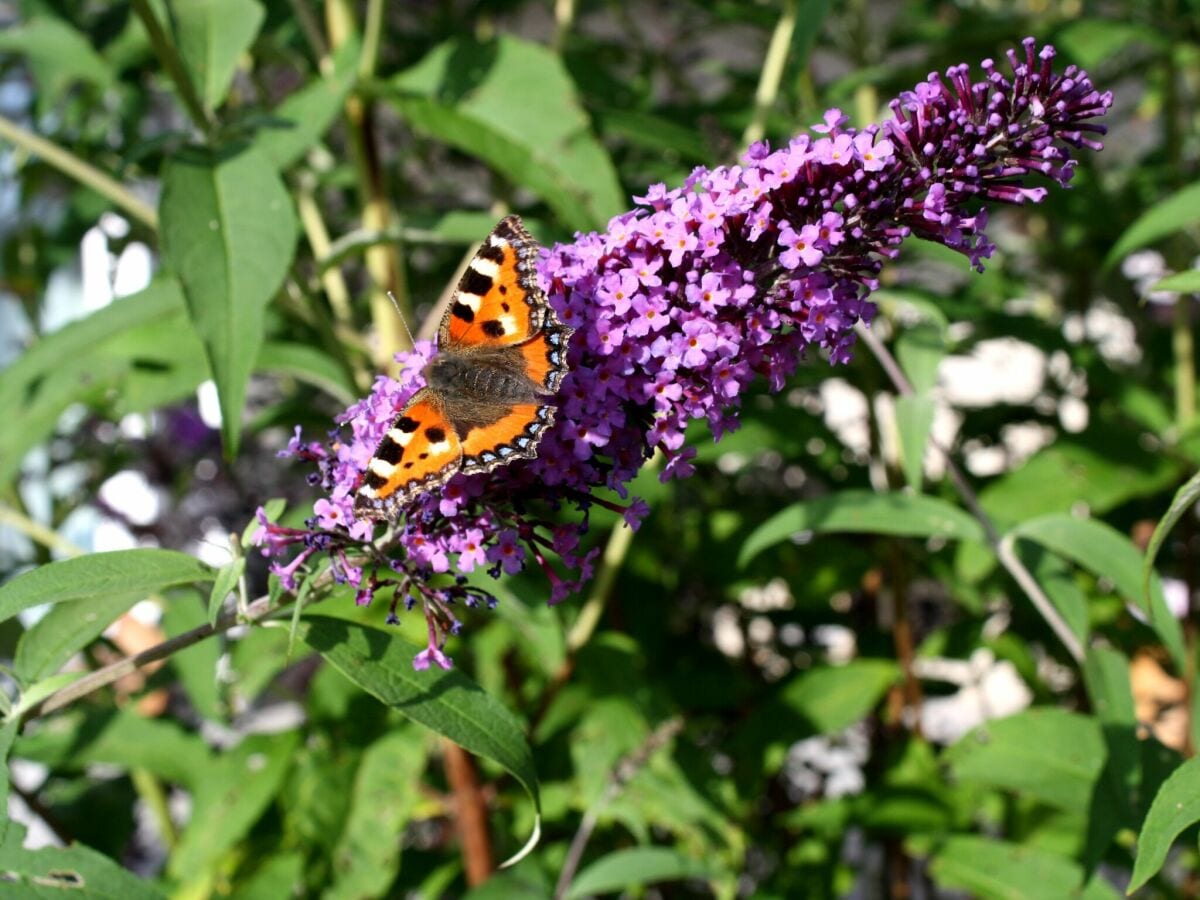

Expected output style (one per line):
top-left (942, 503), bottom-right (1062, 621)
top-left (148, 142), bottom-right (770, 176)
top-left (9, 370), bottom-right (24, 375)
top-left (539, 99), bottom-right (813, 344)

top-left (354, 389), bottom-right (464, 518)
top-left (458, 403), bottom-right (557, 477)
top-left (439, 215), bottom-right (546, 350)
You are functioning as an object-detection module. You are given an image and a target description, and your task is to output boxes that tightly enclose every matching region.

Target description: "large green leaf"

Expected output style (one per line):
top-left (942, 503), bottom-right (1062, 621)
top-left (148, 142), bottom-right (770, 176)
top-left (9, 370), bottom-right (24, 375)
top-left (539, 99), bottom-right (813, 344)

top-left (324, 729), bottom-right (428, 900)
top-left (1011, 514), bottom-right (1187, 670)
top-left (160, 143), bottom-right (298, 454)
top-left (254, 41), bottom-right (358, 170)
top-left (1152, 270), bottom-right (1200, 293)
top-left (739, 490), bottom-right (985, 567)
top-left (168, 731), bottom-right (299, 879)
top-left (566, 847), bottom-right (713, 899)
top-left (0, 719), bottom-right (18, 842)
top-left (1104, 180), bottom-right (1200, 269)
top-left (1129, 756), bottom-right (1200, 892)
top-left (947, 708), bottom-right (1105, 815)
top-left (929, 836), bottom-right (1087, 900)
top-left (257, 342), bottom-right (357, 406)
top-left (1142, 469), bottom-right (1200, 609)
top-left (0, 823), bottom-right (164, 899)
top-left (386, 35), bottom-right (623, 232)
top-left (0, 550), bottom-right (214, 626)
top-left (172, 0), bottom-right (265, 111)
top-left (299, 616), bottom-right (542, 860)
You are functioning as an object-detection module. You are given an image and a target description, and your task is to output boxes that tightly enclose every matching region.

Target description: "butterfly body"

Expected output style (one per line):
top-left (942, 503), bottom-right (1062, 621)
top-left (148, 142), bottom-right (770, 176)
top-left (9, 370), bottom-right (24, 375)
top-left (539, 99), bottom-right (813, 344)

top-left (355, 216), bottom-right (573, 520)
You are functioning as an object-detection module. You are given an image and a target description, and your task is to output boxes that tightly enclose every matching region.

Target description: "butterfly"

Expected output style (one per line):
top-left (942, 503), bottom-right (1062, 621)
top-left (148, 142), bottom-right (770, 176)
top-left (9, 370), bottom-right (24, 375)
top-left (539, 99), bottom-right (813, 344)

top-left (354, 215), bottom-right (574, 520)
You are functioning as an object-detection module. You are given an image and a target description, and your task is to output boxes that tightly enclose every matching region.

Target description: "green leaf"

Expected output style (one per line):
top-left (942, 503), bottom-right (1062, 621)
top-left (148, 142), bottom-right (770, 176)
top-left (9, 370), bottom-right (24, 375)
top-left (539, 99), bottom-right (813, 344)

top-left (1105, 180), bottom-right (1200, 269)
top-left (895, 323), bottom-right (945, 394)
top-left (207, 557), bottom-right (245, 626)
top-left (254, 41), bottom-right (358, 170)
top-left (257, 342), bottom-right (357, 406)
top-left (0, 550), bottom-right (214, 626)
top-left (1016, 544), bottom-right (1089, 646)
top-left (1129, 756), bottom-right (1200, 892)
top-left (947, 708), bottom-right (1105, 815)
top-left (566, 847), bottom-right (713, 899)
top-left (172, 0), bottom-right (265, 111)
top-left (299, 616), bottom-right (542, 858)
top-left (11, 672), bottom-right (84, 719)
top-left (778, 660), bottom-right (901, 735)
top-left (1081, 647), bottom-right (1140, 869)
top-left (324, 729), bottom-right (428, 900)
top-left (13, 592), bottom-right (145, 683)
top-left (895, 394), bottom-right (935, 491)
top-left (160, 144), bottom-right (298, 455)
top-left (930, 835), bottom-right (1085, 900)
top-left (740, 490), bottom-right (985, 567)
top-left (0, 823), bottom-right (165, 899)
top-left (387, 35), bottom-right (623, 232)
top-left (168, 731), bottom-right (299, 879)
top-left (1151, 270), bottom-right (1200, 293)
top-left (1142, 469), bottom-right (1200, 610)
top-left (1011, 514), bottom-right (1187, 670)
top-left (236, 853), bottom-right (305, 900)
top-left (164, 596), bottom-right (224, 721)
top-left (0, 15), bottom-right (113, 109)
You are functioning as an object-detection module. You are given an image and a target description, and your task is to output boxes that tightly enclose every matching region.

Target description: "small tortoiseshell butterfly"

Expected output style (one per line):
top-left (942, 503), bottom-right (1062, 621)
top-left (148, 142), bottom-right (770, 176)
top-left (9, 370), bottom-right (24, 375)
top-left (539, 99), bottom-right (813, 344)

top-left (354, 215), bottom-right (573, 520)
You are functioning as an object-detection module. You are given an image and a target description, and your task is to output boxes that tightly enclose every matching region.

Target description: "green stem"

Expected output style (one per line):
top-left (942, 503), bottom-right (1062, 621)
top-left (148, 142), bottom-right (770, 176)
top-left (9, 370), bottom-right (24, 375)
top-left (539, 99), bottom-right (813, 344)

top-left (566, 514), bottom-right (635, 654)
top-left (742, 0), bottom-right (798, 148)
top-left (551, 0), bottom-right (576, 52)
top-left (130, 0), bottom-right (215, 139)
top-left (0, 505), bottom-right (84, 558)
top-left (1175, 295), bottom-right (1195, 429)
top-left (131, 769), bottom-right (178, 850)
top-left (0, 116), bottom-right (158, 231)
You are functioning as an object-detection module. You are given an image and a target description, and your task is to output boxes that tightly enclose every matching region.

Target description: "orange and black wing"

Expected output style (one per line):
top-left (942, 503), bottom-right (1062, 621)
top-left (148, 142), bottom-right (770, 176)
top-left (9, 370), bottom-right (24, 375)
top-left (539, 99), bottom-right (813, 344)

top-left (439, 216), bottom-right (546, 351)
top-left (458, 402), bottom-right (557, 476)
top-left (516, 321), bottom-right (572, 394)
top-left (354, 389), bottom-right (463, 519)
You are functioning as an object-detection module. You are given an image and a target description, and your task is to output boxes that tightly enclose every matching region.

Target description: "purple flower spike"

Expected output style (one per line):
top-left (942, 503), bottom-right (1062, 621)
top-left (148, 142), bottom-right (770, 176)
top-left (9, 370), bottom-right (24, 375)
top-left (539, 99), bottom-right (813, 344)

top-left (258, 41), bottom-right (1111, 667)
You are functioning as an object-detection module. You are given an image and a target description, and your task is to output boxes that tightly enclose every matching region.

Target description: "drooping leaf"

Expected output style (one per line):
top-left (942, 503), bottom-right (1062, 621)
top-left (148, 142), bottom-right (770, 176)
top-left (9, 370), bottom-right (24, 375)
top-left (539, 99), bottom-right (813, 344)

top-left (740, 490), bottom-right (985, 567)
top-left (0, 14), bottom-right (113, 109)
top-left (946, 708), bottom-right (1105, 815)
top-left (1128, 756), bottom-right (1200, 892)
top-left (895, 322), bottom-right (945, 394)
top-left (159, 143), bottom-right (298, 455)
top-left (387, 35), bottom-right (623, 232)
top-left (1151, 270), bottom-right (1200, 293)
top-left (778, 660), bottom-right (901, 736)
top-left (299, 616), bottom-right (541, 858)
top-left (168, 731), bottom-right (300, 880)
top-left (0, 550), bottom-right (214, 626)
top-left (207, 557), bottom-right (245, 626)
top-left (1011, 514), bottom-right (1187, 670)
top-left (172, 0), bottom-right (265, 111)
top-left (895, 393), bottom-right (935, 491)
top-left (566, 847), bottom-right (713, 899)
top-left (0, 823), bottom-right (165, 899)
top-left (0, 719), bottom-right (19, 842)
top-left (1104, 180), bottom-right (1200, 269)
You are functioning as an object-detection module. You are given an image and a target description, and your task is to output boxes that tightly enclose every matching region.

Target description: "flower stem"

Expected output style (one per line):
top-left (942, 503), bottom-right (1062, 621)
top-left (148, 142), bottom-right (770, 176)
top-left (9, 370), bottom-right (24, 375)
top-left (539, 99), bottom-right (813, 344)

top-left (0, 116), bottom-right (158, 231)
top-left (0, 505), bottom-right (84, 558)
top-left (566, 518), bottom-right (634, 653)
top-left (855, 322), bottom-right (1084, 663)
top-left (130, 0), bottom-right (215, 140)
top-left (742, 0), bottom-right (798, 148)
top-left (1174, 294), bottom-right (1195, 429)
top-left (130, 768), bottom-right (178, 850)
top-left (551, 0), bottom-right (576, 53)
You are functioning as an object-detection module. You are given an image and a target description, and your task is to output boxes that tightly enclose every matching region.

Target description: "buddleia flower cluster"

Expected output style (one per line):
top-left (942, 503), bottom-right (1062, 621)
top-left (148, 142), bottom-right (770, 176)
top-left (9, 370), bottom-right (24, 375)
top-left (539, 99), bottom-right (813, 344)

top-left (254, 39), bottom-right (1112, 668)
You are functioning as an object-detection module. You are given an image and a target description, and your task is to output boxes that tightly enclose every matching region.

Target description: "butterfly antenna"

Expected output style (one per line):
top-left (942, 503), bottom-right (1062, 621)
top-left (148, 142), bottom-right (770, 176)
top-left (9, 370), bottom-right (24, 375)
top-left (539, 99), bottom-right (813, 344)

top-left (387, 291), bottom-right (417, 346)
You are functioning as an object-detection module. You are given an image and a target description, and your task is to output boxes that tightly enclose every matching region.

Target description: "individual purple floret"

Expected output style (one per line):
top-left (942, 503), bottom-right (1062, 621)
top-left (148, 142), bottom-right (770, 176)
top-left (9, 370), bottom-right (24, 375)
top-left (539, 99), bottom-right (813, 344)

top-left (254, 39), bottom-right (1112, 668)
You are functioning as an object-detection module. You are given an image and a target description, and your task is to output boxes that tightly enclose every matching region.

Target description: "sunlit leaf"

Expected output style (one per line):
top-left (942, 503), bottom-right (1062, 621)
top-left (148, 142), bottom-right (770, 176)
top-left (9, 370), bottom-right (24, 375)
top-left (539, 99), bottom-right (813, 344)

top-left (566, 847), bottom-right (713, 899)
top-left (930, 835), bottom-right (1086, 900)
top-left (1105, 180), bottom-right (1200, 269)
top-left (1128, 756), bottom-right (1200, 892)
top-left (0, 823), bottom-right (164, 899)
top-left (172, 0), bottom-right (265, 111)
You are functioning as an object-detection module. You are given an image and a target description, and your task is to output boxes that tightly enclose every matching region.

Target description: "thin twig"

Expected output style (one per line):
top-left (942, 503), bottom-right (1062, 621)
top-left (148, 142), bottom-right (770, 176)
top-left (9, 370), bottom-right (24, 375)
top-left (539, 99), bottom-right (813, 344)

top-left (854, 322), bottom-right (1084, 663)
top-left (553, 717), bottom-right (684, 900)
top-left (742, 0), bottom-right (798, 148)
top-left (0, 116), bottom-right (158, 231)
top-left (0, 506), bottom-right (84, 558)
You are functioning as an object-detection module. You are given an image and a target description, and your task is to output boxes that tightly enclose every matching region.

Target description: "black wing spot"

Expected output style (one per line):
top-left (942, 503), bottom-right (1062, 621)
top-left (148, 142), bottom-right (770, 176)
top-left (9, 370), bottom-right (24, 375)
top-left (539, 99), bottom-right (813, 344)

top-left (451, 302), bottom-right (475, 323)
top-left (481, 320), bottom-right (506, 338)
top-left (365, 471), bottom-right (388, 489)
top-left (478, 242), bottom-right (505, 264)
top-left (425, 426), bottom-right (447, 443)
top-left (419, 452), bottom-right (429, 459)
top-left (375, 437), bottom-right (403, 464)
top-left (404, 462), bottom-right (414, 469)
top-left (461, 268), bottom-right (493, 296)
top-left (499, 285), bottom-right (508, 295)
top-left (397, 416), bottom-right (419, 433)
top-left (501, 301), bottom-right (510, 311)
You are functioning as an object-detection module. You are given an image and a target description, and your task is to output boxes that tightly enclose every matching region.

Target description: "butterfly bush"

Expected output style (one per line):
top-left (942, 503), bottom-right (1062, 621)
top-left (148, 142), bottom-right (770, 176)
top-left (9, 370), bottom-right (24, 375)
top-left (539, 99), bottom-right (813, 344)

top-left (255, 39), bottom-right (1112, 668)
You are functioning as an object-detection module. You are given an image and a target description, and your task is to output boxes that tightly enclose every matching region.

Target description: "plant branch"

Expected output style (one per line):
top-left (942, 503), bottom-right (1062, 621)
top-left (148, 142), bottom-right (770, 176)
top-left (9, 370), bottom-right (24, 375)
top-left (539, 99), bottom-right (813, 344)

top-left (0, 116), bottom-right (158, 231)
top-left (130, 0), bottom-right (215, 139)
top-left (854, 322), bottom-right (1085, 663)
top-left (0, 505), bottom-right (84, 558)
top-left (442, 740), bottom-right (494, 886)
